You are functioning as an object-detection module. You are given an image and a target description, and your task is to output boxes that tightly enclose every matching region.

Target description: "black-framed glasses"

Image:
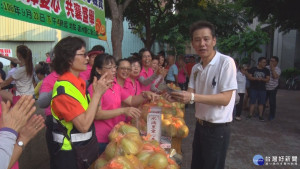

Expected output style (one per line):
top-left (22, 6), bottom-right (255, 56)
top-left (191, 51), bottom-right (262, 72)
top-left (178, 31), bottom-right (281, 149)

top-left (76, 53), bottom-right (87, 57)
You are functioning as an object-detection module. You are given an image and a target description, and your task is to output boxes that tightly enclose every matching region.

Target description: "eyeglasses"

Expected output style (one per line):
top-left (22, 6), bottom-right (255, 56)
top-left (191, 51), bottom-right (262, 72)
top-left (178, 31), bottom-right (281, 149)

top-left (103, 65), bottom-right (117, 70)
top-left (131, 65), bottom-right (141, 69)
top-left (76, 53), bottom-right (87, 57)
top-left (118, 67), bottom-right (132, 72)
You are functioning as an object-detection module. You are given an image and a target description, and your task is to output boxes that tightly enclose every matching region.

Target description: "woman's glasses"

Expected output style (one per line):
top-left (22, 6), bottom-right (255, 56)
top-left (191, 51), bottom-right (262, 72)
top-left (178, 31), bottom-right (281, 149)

top-left (118, 67), bottom-right (132, 72)
top-left (76, 53), bottom-right (87, 57)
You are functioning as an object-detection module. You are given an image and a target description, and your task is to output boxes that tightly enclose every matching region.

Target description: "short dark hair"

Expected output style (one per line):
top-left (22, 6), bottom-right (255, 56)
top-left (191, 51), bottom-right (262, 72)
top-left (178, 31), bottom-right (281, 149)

top-left (157, 50), bottom-right (165, 57)
top-left (116, 58), bottom-right (129, 67)
top-left (10, 61), bottom-right (17, 67)
top-left (88, 53), bottom-right (116, 85)
top-left (35, 62), bottom-right (50, 75)
top-left (138, 48), bottom-right (152, 60)
top-left (271, 56), bottom-right (279, 63)
top-left (130, 52), bottom-right (139, 58)
top-left (258, 57), bottom-right (266, 63)
top-left (91, 45), bottom-right (105, 52)
top-left (152, 55), bottom-right (159, 61)
top-left (52, 36), bottom-right (86, 75)
top-left (190, 20), bottom-right (216, 39)
top-left (127, 57), bottom-right (141, 67)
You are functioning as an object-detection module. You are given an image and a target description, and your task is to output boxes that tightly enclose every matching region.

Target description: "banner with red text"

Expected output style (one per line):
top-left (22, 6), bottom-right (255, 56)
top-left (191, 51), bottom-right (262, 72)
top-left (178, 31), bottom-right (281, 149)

top-left (0, 0), bottom-right (106, 40)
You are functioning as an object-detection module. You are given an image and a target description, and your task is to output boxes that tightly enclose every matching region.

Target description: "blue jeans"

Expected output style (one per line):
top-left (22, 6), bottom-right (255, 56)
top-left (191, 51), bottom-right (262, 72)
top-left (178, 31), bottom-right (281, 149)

top-left (191, 121), bottom-right (231, 169)
top-left (249, 89), bottom-right (266, 105)
top-left (264, 89), bottom-right (278, 120)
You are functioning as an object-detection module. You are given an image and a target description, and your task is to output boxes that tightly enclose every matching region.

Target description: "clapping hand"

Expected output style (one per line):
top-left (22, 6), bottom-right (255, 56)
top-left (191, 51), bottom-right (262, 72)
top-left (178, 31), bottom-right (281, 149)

top-left (19, 114), bottom-right (45, 145)
top-left (1, 95), bottom-right (36, 132)
top-left (92, 73), bottom-right (113, 96)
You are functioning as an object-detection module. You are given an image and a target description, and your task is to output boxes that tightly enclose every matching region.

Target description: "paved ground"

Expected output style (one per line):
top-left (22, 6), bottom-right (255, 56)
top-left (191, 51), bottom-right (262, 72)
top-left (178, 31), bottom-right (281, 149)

top-left (19, 89), bottom-right (300, 169)
top-left (181, 89), bottom-right (300, 169)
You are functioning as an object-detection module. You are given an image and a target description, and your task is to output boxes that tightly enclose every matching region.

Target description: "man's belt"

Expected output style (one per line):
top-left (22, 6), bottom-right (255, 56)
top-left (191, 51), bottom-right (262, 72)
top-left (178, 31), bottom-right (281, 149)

top-left (197, 118), bottom-right (230, 127)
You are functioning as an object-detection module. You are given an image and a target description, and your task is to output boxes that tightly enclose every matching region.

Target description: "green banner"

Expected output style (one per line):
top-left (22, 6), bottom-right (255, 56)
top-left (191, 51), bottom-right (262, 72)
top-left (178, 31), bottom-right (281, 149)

top-left (0, 0), bottom-right (106, 40)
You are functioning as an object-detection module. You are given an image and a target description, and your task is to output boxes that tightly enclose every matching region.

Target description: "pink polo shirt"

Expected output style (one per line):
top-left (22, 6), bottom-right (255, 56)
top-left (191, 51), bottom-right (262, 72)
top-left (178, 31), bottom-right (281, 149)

top-left (46, 57), bottom-right (51, 63)
top-left (39, 71), bottom-right (59, 116)
top-left (79, 64), bottom-right (92, 81)
top-left (139, 67), bottom-right (154, 91)
top-left (88, 80), bottom-right (130, 143)
top-left (123, 78), bottom-right (141, 96)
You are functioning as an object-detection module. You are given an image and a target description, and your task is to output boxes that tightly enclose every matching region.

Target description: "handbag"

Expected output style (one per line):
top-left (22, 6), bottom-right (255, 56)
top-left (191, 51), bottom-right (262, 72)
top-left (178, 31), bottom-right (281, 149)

top-left (73, 134), bottom-right (99, 169)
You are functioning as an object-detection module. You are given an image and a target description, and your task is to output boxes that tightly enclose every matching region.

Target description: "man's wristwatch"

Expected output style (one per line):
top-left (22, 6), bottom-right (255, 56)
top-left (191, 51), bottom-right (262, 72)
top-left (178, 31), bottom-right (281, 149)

top-left (190, 93), bottom-right (195, 104)
top-left (17, 140), bottom-right (25, 150)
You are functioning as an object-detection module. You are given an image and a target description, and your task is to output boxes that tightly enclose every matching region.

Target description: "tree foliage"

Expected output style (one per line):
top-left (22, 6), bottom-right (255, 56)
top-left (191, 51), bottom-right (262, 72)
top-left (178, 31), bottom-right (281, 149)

top-left (240, 0), bottom-right (300, 32)
top-left (124, 0), bottom-right (179, 49)
top-left (174, 0), bottom-right (250, 40)
top-left (217, 26), bottom-right (270, 62)
top-left (156, 24), bottom-right (186, 55)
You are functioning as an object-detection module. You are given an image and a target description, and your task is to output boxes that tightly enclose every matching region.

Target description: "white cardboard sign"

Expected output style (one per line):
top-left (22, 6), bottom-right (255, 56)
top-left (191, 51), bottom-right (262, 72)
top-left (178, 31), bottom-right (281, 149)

top-left (147, 107), bottom-right (162, 142)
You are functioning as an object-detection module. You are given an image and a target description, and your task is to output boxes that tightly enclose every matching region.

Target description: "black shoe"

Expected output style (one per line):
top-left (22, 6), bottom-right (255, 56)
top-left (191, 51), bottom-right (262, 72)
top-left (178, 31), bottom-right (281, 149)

top-left (246, 115), bottom-right (252, 119)
top-left (259, 116), bottom-right (265, 122)
top-left (268, 117), bottom-right (274, 121)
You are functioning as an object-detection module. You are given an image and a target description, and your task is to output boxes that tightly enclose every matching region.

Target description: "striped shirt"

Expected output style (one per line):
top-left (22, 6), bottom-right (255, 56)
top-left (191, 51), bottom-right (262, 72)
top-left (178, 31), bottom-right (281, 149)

top-left (266, 66), bottom-right (281, 90)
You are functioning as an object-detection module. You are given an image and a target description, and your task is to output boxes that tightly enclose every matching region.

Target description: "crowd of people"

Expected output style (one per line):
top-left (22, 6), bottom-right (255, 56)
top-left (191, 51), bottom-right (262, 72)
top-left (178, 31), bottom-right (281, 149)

top-left (0, 37), bottom-right (196, 169)
top-left (0, 20), bottom-right (281, 169)
top-left (234, 56), bottom-right (281, 122)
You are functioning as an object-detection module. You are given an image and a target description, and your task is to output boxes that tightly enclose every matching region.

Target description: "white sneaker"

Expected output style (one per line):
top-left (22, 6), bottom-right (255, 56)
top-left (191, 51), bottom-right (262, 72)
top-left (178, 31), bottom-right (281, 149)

top-left (235, 117), bottom-right (242, 121)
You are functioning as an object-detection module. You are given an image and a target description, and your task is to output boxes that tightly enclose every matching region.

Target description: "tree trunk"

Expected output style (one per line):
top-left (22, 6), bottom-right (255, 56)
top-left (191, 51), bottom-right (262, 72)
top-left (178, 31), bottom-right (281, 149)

top-left (144, 2), bottom-right (154, 50)
top-left (107, 0), bottom-right (134, 60)
top-left (111, 16), bottom-right (124, 60)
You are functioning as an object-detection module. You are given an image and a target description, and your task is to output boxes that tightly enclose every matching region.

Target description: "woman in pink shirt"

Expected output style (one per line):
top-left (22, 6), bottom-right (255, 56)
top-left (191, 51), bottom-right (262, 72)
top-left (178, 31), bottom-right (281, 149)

top-left (88, 54), bottom-right (158, 155)
top-left (127, 57), bottom-right (142, 96)
top-left (151, 55), bottom-right (168, 93)
top-left (116, 58), bottom-right (142, 96)
top-left (177, 56), bottom-right (188, 90)
top-left (79, 45), bottom-right (105, 81)
top-left (138, 48), bottom-right (159, 91)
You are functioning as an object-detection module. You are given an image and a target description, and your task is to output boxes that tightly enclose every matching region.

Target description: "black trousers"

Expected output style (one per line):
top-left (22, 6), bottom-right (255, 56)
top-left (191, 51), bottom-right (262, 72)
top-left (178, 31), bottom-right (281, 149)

top-left (191, 121), bottom-right (231, 169)
top-left (235, 93), bottom-right (245, 117)
top-left (264, 89), bottom-right (278, 120)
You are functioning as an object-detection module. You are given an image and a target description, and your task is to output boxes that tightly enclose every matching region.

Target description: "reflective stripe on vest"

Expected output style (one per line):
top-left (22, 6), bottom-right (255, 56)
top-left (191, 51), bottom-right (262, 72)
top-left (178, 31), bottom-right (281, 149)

top-left (52, 118), bottom-right (93, 143)
top-left (52, 131), bottom-right (92, 143)
top-left (51, 80), bottom-right (90, 150)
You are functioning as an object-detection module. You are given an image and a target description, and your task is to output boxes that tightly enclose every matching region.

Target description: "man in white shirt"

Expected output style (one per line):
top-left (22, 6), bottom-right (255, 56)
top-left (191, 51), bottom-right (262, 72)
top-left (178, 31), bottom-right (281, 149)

top-left (265, 56), bottom-right (281, 120)
top-left (169, 21), bottom-right (237, 169)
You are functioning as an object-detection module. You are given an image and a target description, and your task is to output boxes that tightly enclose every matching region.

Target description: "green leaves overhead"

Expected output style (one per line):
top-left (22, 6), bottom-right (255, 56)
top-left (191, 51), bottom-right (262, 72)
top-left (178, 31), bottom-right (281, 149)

top-left (240, 0), bottom-right (300, 32)
top-left (217, 26), bottom-right (270, 56)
